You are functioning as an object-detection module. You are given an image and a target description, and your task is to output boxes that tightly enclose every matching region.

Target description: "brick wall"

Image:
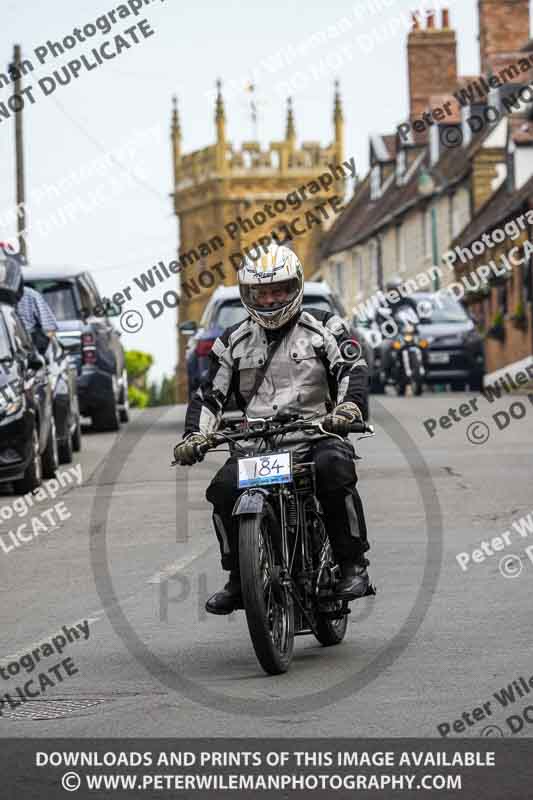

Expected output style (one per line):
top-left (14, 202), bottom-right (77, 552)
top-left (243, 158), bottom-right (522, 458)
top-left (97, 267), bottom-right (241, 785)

top-left (407, 11), bottom-right (458, 125)
top-left (478, 0), bottom-right (531, 75)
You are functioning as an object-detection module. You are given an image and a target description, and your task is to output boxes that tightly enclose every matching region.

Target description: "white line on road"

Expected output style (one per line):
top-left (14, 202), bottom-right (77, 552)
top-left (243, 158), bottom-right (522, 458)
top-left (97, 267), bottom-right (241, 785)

top-left (147, 542), bottom-right (215, 585)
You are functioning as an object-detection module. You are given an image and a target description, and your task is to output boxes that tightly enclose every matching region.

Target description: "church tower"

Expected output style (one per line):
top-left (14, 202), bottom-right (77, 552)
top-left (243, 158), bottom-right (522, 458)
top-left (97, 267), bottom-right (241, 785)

top-left (171, 82), bottom-right (346, 402)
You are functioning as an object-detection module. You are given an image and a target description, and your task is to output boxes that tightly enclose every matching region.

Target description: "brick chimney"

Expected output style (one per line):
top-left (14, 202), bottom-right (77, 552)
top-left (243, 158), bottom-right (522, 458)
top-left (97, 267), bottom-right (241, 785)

top-left (407, 9), bottom-right (458, 125)
top-left (479, 0), bottom-right (531, 74)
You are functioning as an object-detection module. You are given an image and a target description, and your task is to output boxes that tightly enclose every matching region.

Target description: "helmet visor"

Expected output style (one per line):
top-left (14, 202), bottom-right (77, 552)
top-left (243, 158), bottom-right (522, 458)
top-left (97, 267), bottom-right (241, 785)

top-left (240, 277), bottom-right (300, 312)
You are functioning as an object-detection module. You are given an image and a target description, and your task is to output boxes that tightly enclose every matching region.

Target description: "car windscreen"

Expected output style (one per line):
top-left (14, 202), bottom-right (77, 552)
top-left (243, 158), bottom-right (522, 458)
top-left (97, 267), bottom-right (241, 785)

top-left (0, 310), bottom-right (12, 360)
top-left (302, 297), bottom-right (334, 313)
top-left (419, 295), bottom-right (469, 324)
top-left (214, 302), bottom-right (249, 329)
top-left (24, 280), bottom-right (79, 320)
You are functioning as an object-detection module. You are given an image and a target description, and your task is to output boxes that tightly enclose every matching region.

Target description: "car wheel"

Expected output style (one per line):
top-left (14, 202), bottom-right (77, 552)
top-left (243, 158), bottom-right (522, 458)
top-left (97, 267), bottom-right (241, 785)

top-left (42, 416), bottom-right (59, 479)
top-left (72, 414), bottom-right (82, 452)
top-left (93, 393), bottom-right (120, 432)
top-left (450, 380), bottom-right (467, 391)
top-left (13, 426), bottom-right (42, 494)
top-left (119, 370), bottom-right (130, 423)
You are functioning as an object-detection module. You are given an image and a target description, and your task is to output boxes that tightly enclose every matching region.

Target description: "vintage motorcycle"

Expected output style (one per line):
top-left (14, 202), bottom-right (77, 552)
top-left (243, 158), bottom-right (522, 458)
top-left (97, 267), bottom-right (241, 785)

top-left (390, 310), bottom-right (428, 397)
top-left (176, 411), bottom-right (375, 676)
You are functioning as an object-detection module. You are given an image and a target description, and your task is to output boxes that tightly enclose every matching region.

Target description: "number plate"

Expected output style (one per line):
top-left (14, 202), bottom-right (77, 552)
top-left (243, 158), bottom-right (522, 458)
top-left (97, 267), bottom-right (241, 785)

top-left (238, 452), bottom-right (292, 488)
top-left (428, 351), bottom-right (450, 364)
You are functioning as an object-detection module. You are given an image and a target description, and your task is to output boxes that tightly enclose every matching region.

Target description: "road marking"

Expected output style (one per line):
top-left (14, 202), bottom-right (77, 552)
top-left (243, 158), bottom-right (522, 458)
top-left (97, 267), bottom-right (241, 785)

top-left (0, 615), bottom-right (102, 664)
top-left (147, 542), bottom-right (215, 585)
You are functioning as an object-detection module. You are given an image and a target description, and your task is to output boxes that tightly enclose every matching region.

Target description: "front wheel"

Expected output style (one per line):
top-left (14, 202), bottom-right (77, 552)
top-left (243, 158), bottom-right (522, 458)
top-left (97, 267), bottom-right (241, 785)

top-left (239, 512), bottom-right (294, 675)
top-left (411, 377), bottom-right (424, 396)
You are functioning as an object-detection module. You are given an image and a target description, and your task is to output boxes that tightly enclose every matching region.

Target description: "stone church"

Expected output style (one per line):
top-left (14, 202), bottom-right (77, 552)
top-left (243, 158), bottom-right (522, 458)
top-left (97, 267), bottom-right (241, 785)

top-left (171, 81), bottom-right (348, 401)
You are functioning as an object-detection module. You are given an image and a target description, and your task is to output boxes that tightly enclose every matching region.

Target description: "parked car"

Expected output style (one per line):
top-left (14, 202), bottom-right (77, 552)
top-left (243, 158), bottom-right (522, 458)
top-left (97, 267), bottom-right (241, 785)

top-left (180, 282), bottom-right (369, 399)
top-left (44, 335), bottom-right (82, 463)
top-left (23, 266), bottom-right (128, 431)
top-left (414, 293), bottom-right (485, 391)
top-left (359, 291), bottom-right (485, 392)
top-left (0, 256), bottom-right (58, 492)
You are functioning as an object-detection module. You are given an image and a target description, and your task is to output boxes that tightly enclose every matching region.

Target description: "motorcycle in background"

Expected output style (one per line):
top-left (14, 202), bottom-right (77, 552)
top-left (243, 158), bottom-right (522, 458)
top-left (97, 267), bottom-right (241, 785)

top-left (390, 309), bottom-right (429, 397)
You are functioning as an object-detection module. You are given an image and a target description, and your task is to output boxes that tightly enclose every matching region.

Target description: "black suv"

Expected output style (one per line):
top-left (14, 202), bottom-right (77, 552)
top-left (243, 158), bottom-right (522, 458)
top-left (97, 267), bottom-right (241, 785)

top-left (23, 266), bottom-right (129, 431)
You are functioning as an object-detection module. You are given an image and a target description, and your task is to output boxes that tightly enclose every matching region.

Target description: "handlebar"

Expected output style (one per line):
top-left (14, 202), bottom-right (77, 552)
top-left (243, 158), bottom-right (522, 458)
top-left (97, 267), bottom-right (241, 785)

top-left (172, 416), bottom-right (375, 465)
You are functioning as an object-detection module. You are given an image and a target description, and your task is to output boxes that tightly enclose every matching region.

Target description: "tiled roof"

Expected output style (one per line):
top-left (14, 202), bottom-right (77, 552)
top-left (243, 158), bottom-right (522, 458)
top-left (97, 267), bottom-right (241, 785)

top-left (451, 173), bottom-right (533, 251)
top-left (322, 125), bottom-right (491, 258)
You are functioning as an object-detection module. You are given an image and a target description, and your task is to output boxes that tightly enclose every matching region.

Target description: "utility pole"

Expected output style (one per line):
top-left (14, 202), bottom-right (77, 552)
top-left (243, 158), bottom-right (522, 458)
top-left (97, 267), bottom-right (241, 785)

top-left (11, 45), bottom-right (27, 260)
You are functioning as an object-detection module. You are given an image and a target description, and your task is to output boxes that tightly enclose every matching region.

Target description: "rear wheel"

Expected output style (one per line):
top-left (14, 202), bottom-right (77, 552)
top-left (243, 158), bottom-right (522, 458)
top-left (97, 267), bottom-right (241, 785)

top-left (13, 426), bottom-right (42, 494)
top-left (315, 604), bottom-right (349, 646)
top-left (239, 512), bottom-right (294, 675)
top-left (313, 535), bottom-right (348, 647)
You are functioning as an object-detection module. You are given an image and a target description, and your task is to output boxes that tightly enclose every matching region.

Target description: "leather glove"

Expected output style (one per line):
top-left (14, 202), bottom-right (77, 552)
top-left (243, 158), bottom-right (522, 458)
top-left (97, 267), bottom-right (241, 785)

top-left (322, 402), bottom-right (363, 436)
top-left (173, 432), bottom-right (208, 465)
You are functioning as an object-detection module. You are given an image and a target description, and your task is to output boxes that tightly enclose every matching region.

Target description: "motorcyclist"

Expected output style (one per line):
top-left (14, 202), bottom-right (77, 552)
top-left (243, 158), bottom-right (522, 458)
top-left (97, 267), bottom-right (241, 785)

top-left (377, 275), bottom-right (419, 384)
top-left (174, 243), bottom-right (372, 615)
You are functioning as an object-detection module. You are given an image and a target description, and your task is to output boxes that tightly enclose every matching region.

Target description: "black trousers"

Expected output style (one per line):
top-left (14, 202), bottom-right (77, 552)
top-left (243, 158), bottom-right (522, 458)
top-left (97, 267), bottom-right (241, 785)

top-left (205, 437), bottom-right (370, 572)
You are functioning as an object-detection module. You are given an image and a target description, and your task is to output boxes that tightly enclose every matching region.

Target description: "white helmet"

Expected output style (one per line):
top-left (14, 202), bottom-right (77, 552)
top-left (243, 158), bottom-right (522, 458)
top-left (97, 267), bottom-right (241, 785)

top-left (237, 243), bottom-right (304, 329)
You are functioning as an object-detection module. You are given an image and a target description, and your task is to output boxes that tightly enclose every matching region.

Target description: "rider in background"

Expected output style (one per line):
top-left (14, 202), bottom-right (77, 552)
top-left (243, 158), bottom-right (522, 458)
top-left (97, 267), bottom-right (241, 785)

top-left (174, 243), bottom-right (372, 615)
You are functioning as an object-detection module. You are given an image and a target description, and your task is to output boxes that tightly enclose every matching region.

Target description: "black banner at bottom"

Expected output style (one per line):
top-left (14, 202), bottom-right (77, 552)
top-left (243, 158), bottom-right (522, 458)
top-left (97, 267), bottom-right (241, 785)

top-left (0, 738), bottom-right (532, 799)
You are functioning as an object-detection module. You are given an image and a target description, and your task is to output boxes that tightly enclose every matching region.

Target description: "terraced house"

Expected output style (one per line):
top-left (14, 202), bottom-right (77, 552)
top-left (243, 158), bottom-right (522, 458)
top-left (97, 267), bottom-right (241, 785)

top-left (318, 0), bottom-right (533, 385)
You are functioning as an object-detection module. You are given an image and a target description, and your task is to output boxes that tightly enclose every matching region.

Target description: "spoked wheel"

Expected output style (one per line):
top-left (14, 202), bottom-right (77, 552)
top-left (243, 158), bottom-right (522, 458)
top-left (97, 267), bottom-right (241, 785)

top-left (314, 538), bottom-right (349, 647)
top-left (239, 512), bottom-right (294, 675)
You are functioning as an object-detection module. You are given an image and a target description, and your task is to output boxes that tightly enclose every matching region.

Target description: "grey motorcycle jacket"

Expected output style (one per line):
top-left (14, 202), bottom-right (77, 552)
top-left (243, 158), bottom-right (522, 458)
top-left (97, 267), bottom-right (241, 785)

top-left (184, 308), bottom-right (368, 437)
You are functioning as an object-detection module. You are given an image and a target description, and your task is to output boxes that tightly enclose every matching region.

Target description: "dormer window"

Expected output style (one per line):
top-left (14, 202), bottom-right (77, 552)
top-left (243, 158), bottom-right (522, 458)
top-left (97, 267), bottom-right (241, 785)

top-left (370, 165), bottom-right (381, 200)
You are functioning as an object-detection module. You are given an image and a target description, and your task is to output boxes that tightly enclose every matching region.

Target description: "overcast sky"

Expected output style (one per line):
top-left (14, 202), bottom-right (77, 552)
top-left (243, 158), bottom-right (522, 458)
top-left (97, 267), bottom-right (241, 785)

top-left (0, 0), bottom-right (487, 382)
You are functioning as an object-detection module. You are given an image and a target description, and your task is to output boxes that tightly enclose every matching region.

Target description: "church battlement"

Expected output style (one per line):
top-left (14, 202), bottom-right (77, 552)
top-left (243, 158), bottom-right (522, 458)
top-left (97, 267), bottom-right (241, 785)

top-left (172, 82), bottom-right (344, 193)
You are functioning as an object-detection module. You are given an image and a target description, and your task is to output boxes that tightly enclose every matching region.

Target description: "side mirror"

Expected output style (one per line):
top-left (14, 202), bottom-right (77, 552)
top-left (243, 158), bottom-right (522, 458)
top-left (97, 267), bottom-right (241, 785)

top-left (179, 320), bottom-right (198, 336)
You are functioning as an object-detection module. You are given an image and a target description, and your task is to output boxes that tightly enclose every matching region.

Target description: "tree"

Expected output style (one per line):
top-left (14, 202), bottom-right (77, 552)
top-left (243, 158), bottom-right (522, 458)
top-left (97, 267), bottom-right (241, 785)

top-left (125, 350), bottom-right (153, 408)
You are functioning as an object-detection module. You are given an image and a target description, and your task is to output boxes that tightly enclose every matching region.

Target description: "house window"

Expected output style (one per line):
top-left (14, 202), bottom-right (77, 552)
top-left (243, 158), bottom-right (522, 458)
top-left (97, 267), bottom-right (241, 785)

top-left (370, 165), bottom-right (381, 200)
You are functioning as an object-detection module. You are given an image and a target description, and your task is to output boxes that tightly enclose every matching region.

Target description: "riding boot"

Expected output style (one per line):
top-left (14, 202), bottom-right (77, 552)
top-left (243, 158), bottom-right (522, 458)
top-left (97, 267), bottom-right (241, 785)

top-left (205, 569), bottom-right (243, 615)
top-left (335, 560), bottom-right (370, 599)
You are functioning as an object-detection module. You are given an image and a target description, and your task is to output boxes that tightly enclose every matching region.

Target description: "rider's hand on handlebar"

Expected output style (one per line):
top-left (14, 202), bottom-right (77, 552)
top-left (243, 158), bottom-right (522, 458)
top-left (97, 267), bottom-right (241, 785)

top-left (322, 402), bottom-right (363, 436)
top-left (173, 432), bottom-right (209, 465)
